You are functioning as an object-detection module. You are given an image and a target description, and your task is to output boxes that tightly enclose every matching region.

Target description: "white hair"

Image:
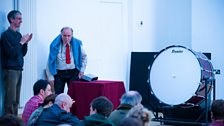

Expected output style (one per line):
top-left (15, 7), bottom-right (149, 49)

top-left (54, 93), bottom-right (73, 108)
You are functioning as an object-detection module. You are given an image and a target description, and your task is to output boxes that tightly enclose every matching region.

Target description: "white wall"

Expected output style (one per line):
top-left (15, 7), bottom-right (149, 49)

top-left (192, 0), bottom-right (224, 99)
top-left (0, 0), bottom-right (14, 33)
top-left (131, 0), bottom-right (155, 51)
top-left (35, 0), bottom-right (129, 84)
top-left (132, 0), bottom-right (192, 52)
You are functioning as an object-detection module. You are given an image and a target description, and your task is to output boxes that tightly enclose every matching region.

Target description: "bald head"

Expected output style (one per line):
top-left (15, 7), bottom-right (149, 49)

top-left (61, 27), bottom-right (73, 33)
top-left (55, 93), bottom-right (73, 112)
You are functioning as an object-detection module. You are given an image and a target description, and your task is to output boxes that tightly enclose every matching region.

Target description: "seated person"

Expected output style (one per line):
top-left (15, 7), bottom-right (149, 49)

top-left (78, 96), bottom-right (114, 126)
top-left (209, 99), bottom-right (224, 126)
top-left (27, 94), bottom-right (57, 126)
top-left (22, 79), bottom-right (52, 125)
top-left (117, 117), bottom-right (143, 126)
top-left (120, 105), bottom-right (152, 126)
top-left (108, 90), bottom-right (142, 126)
top-left (35, 93), bottom-right (80, 126)
top-left (0, 114), bottom-right (24, 126)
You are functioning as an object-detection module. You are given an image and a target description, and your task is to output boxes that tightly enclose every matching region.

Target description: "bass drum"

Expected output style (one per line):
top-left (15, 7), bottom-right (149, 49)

top-left (149, 45), bottom-right (214, 106)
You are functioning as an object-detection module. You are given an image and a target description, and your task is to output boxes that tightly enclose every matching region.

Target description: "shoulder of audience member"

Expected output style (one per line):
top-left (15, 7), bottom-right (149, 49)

top-left (0, 114), bottom-right (24, 126)
top-left (126, 105), bottom-right (153, 125)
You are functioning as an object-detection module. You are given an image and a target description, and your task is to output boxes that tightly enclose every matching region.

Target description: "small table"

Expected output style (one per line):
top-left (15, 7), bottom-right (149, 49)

top-left (68, 80), bottom-right (126, 119)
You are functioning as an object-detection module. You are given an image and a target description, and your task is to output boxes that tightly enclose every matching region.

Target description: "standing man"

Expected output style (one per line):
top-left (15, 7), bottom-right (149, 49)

top-left (0, 10), bottom-right (32, 115)
top-left (46, 27), bottom-right (87, 94)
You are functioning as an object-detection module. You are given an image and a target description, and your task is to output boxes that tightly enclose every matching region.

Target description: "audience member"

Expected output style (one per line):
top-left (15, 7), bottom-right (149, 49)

top-left (108, 90), bottom-right (142, 126)
top-left (46, 26), bottom-right (87, 94)
top-left (22, 79), bottom-right (52, 125)
top-left (209, 99), bottom-right (224, 126)
top-left (1, 10), bottom-right (32, 115)
top-left (78, 96), bottom-right (114, 126)
top-left (0, 114), bottom-right (24, 126)
top-left (35, 93), bottom-right (80, 126)
top-left (27, 94), bottom-right (57, 126)
top-left (118, 117), bottom-right (143, 126)
top-left (123, 105), bottom-right (152, 126)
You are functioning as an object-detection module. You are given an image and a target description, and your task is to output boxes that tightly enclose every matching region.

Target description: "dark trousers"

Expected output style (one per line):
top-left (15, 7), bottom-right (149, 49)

top-left (54, 68), bottom-right (79, 94)
top-left (2, 69), bottom-right (22, 115)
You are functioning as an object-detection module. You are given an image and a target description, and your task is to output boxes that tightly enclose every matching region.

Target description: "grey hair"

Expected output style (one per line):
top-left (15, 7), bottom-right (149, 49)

top-left (60, 26), bottom-right (73, 33)
top-left (54, 93), bottom-right (73, 107)
top-left (120, 90), bottom-right (142, 106)
top-left (126, 105), bottom-right (152, 126)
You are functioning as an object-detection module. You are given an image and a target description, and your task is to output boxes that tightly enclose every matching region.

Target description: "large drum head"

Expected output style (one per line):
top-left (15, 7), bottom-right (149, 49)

top-left (149, 46), bottom-right (201, 105)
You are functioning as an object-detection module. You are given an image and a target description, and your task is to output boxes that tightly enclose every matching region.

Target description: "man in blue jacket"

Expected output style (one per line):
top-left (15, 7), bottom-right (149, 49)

top-left (46, 27), bottom-right (87, 94)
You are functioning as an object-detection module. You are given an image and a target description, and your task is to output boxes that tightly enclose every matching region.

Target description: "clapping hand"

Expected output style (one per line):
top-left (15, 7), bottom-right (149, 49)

top-left (20, 33), bottom-right (33, 45)
top-left (26, 33), bottom-right (32, 43)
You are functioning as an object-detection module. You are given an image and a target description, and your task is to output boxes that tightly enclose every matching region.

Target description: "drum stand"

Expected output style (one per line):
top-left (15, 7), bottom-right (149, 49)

top-left (196, 77), bottom-right (215, 125)
top-left (152, 78), bottom-right (216, 126)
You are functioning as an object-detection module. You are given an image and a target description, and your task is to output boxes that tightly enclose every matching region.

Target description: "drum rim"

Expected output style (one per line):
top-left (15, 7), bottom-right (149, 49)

top-left (148, 45), bottom-right (209, 106)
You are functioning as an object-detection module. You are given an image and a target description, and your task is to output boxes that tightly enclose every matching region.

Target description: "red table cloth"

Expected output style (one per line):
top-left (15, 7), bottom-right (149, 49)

top-left (68, 80), bottom-right (126, 119)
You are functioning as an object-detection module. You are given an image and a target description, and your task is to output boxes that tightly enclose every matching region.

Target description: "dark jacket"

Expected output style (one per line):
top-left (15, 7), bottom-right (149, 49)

top-left (108, 104), bottom-right (133, 126)
top-left (0, 27), bottom-right (27, 70)
top-left (35, 104), bottom-right (80, 126)
top-left (78, 114), bottom-right (114, 126)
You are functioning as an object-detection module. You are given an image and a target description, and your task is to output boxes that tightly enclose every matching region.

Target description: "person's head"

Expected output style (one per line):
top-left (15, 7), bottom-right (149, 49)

top-left (0, 114), bottom-right (24, 126)
top-left (211, 99), bottom-right (224, 121)
top-left (126, 105), bottom-right (152, 126)
top-left (33, 79), bottom-right (52, 99)
top-left (120, 90), bottom-right (142, 107)
top-left (40, 93), bottom-right (57, 107)
top-left (55, 93), bottom-right (74, 112)
top-left (60, 27), bottom-right (73, 44)
top-left (90, 96), bottom-right (114, 117)
top-left (7, 10), bottom-right (22, 28)
top-left (118, 117), bottom-right (143, 126)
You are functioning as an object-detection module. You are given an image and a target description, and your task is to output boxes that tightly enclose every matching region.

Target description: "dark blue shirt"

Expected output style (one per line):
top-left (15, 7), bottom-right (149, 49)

top-left (0, 27), bottom-right (27, 70)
